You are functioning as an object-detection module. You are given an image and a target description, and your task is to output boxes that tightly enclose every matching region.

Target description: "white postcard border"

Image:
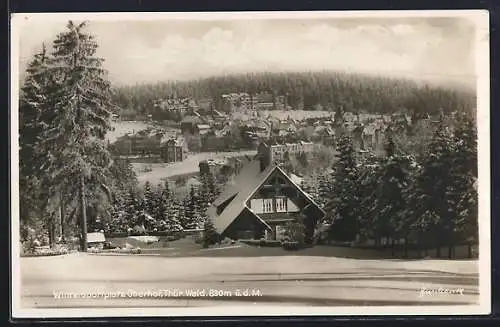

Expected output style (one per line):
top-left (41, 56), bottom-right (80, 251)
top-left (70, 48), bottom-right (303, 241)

top-left (10, 10), bottom-right (491, 318)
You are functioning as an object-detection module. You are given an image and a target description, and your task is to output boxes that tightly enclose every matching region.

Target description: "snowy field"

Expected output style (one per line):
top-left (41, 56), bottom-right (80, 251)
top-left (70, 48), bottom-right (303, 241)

top-left (20, 253), bottom-right (479, 309)
top-left (106, 121), bottom-right (157, 143)
top-left (133, 150), bottom-right (257, 184)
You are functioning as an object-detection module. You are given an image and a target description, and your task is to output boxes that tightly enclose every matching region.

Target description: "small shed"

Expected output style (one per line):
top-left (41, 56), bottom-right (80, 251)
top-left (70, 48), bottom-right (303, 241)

top-left (87, 232), bottom-right (106, 249)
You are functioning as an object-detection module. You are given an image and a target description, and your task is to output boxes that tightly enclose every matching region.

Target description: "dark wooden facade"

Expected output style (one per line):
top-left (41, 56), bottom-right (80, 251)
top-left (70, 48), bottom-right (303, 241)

top-left (222, 207), bottom-right (267, 240)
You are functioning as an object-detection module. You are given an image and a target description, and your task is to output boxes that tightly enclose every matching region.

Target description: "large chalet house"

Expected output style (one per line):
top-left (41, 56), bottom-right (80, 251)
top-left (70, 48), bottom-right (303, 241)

top-left (206, 143), bottom-right (325, 243)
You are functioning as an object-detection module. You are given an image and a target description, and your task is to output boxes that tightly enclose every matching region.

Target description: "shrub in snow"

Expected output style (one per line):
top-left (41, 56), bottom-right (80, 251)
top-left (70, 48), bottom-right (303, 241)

top-left (221, 237), bottom-right (233, 246)
top-left (283, 217), bottom-right (306, 245)
top-left (22, 244), bottom-right (71, 257)
top-left (281, 241), bottom-right (301, 251)
top-left (89, 247), bottom-right (142, 255)
top-left (131, 225), bottom-right (147, 236)
top-left (194, 235), bottom-right (203, 244)
top-left (202, 219), bottom-right (220, 248)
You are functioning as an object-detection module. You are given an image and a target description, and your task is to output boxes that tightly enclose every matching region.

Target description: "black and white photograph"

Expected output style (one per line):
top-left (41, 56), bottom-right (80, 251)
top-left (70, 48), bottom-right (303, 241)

top-left (10, 11), bottom-right (490, 318)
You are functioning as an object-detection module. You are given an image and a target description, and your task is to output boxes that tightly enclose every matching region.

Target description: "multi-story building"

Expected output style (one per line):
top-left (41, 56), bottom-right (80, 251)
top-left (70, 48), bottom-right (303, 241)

top-left (221, 92), bottom-right (287, 112)
top-left (154, 97), bottom-right (197, 114)
top-left (255, 102), bottom-right (274, 110)
top-left (257, 140), bottom-right (315, 162)
top-left (221, 93), bottom-right (256, 112)
top-left (274, 95), bottom-right (286, 110)
top-left (112, 129), bottom-right (171, 156)
top-left (160, 137), bottom-right (188, 163)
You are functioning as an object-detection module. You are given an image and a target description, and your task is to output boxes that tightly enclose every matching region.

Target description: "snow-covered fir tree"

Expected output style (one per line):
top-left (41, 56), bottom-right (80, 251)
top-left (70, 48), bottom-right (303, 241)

top-left (143, 181), bottom-right (155, 217)
top-left (406, 116), bottom-right (456, 256)
top-left (372, 134), bottom-right (411, 244)
top-left (24, 21), bottom-right (115, 250)
top-left (326, 134), bottom-right (360, 241)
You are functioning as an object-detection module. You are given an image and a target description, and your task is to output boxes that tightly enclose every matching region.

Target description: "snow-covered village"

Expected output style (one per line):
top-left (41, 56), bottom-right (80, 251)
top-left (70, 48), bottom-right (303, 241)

top-left (12, 12), bottom-right (489, 317)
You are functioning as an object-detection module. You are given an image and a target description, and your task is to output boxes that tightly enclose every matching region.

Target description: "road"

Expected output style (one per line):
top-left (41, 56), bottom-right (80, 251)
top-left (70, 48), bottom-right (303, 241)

top-left (19, 253), bottom-right (479, 310)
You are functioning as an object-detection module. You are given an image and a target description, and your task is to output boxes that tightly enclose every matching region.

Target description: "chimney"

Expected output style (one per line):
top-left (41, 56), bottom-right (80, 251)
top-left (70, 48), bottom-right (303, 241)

top-left (258, 142), bottom-right (273, 172)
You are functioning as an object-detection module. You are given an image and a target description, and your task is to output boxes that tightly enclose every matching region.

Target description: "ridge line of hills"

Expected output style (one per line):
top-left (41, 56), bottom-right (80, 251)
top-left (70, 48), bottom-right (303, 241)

top-left (112, 71), bottom-right (476, 118)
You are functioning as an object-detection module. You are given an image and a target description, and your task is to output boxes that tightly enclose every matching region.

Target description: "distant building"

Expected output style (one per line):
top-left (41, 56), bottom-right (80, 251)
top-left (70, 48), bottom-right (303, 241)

top-left (352, 124), bottom-right (365, 150)
top-left (257, 140), bottom-right (315, 163)
top-left (254, 92), bottom-right (273, 103)
top-left (160, 138), bottom-right (188, 163)
top-left (255, 102), bottom-right (274, 110)
top-left (199, 158), bottom-right (227, 177)
top-left (212, 109), bottom-right (227, 121)
top-left (221, 93), bottom-right (256, 112)
top-left (254, 92), bottom-right (286, 111)
top-left (221, 92), bottom-right (286, 112)
top-left (312, 126), bottom-right (336, 146)
top-left (181, 116), bottom-right (204, 134)
top-left (195, 124), bottom-right (211, 136)
top-left (362, 122), bottom-right (385, 150)
top-left (154, 97), bottom-right (196, 114)
top-left (274, 95), bottom-right (286, 110)
top-left (112, 129), bottom-right (170, 156)
top-left (197, 98), bottom-right (213, 112)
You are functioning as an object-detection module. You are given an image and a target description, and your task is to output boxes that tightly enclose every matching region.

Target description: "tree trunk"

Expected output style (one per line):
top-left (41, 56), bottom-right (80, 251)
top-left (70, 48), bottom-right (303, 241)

top-left (59, 192), bottom-right (65, 242)
top-left (448, 246), bottom-right (453, 259)
top-left (49, 213), bottom-right (56, 249)
top-left (436, 245), bottom-right (441, 258)
top-left (404, 237), bottom-right (408, 258)
top-left (468, 244), bottom-right (472, 258)
top-left (391, 238), bottom-right (395, 257)
top-left (60, 203), bottom-right (65, 242)
top-left (80, 175), bottom-right (88, 252)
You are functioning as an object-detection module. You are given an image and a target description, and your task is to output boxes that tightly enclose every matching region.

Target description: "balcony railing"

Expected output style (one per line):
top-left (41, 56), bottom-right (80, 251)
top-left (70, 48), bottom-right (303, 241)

top-left (249, 197), bottom-right (300, 214)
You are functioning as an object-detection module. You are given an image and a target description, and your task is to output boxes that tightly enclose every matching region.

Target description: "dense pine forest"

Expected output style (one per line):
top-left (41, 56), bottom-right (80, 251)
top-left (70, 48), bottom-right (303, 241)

top-left (112, 71), bottom-right (476, 117)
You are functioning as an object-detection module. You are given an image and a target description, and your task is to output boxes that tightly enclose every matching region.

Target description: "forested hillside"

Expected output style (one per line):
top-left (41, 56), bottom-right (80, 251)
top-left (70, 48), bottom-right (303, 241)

top-left (112, 71), bottom-right (476, 117)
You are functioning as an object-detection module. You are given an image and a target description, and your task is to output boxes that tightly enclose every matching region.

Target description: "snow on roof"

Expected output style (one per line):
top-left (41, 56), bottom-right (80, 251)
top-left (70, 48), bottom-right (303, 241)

top-left (87, 232), bottom-right (105, 244)
top-left (289, 173), bottom-right (304, 185)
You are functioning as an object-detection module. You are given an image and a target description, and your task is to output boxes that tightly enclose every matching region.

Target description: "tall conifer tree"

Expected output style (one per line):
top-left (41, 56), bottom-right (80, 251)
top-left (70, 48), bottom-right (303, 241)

top-left (34, 21), bottom-right (114, 251)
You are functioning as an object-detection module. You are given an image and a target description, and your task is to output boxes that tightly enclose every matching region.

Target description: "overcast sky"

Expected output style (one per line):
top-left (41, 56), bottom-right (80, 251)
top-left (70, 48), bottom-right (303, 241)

top-left (14, 13), bottom-right (478, 88)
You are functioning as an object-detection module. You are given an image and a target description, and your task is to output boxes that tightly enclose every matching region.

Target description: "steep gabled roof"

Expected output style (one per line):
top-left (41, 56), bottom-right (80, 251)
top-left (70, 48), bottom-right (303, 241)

top-left (274, 166), bottom-right (326, 217)
top-left (211, 159), bottom-right (262, 207)
top-left (210, 161), bottom-right (275, 234)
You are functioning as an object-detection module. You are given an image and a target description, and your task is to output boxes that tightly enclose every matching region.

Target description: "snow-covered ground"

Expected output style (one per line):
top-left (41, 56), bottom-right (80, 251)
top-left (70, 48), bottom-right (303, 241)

top-left (106, 121), bottom-right (158, 143)
top-left (19, 253), bottom-right (479, 309)
top-left (128, 236), bottom-right (160, 244)
top-left (134, 150), bottom-right (257, 184)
